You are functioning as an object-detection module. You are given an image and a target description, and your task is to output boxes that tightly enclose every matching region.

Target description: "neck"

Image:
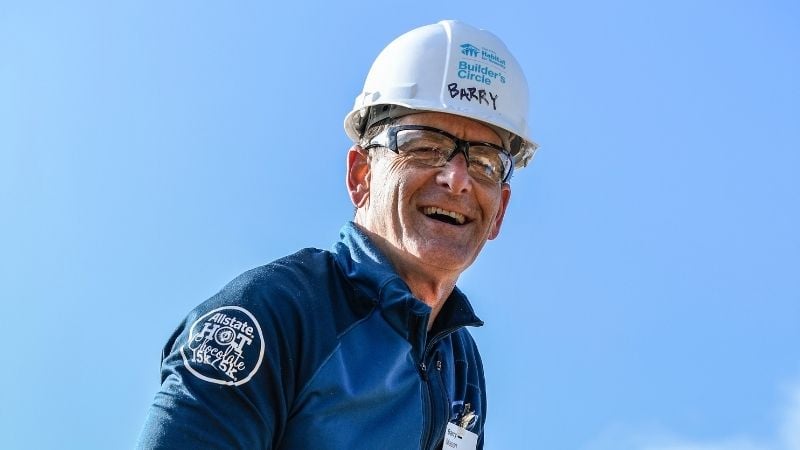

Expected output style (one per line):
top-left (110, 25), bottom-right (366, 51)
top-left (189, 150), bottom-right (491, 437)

top-left (357, 225), bottom-right (459, 330)
top-left (393, 268), bottom-right (457, 330)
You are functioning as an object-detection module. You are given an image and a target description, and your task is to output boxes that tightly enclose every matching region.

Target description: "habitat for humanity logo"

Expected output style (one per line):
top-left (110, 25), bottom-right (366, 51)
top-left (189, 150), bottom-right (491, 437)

top-left (180, 306), bottom-right (265, 386)
top-left (460, 42), bottom-right (506, 69)
top-left (461, 44), bottom-right (481, 58)
top-left (460, 43), bottom-right (480, 57)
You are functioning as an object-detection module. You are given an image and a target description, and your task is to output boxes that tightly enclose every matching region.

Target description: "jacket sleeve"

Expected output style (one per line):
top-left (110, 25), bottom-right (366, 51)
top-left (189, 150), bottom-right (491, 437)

top-left (136, 268), bottom-right (312, 449)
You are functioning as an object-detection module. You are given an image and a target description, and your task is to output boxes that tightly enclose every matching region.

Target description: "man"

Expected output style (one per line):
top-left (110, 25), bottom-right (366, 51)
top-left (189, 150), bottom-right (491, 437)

top-left (137, 20), bottom-right (536, 449)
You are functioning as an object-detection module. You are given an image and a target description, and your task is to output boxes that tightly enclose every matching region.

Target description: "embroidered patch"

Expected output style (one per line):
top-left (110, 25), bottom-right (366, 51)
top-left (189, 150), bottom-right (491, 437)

top-left (180, 306), bottom-right (264, 386)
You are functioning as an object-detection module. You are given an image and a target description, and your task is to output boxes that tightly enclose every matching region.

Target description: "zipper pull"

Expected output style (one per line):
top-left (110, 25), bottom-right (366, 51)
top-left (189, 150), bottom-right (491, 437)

top-left (418, 362), bottom-right (428, 380)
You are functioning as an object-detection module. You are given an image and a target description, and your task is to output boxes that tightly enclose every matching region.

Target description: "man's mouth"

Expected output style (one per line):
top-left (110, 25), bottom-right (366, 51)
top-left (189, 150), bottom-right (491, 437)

top-left (422, 206), bottom-right (467, 225)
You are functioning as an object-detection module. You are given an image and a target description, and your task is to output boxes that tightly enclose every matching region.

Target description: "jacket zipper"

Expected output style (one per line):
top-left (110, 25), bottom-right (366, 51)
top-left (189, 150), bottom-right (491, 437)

top-left (419, 324), bottom-right (474, 449)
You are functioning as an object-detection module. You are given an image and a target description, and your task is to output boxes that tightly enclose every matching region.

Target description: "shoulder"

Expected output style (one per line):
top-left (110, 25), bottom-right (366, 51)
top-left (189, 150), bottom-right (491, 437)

top-left (222, 248), bottom-right (334, 300)
top-left (142, 249), bottom-right (353, 447)
top-left (182, 248), bottom-right (347, 339)
top-left (193, 248), bottom-right (344, 319)
top-left (167, 247), bottom-right (372, 372)
top-left (158, 247), bottom-right (364, 389)
top-left (450, 327), bottom-right (484, 365)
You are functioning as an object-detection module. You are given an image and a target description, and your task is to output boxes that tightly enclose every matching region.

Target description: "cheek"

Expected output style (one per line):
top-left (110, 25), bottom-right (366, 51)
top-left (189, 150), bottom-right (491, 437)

top-left (377, 161), bottom-right (418, 202)
top-left (371, 157), bottom-right (434, 217)
top-left (368, 166), bottom-right (405, 218)
top-left (480, 189), bottom-right (506, 225)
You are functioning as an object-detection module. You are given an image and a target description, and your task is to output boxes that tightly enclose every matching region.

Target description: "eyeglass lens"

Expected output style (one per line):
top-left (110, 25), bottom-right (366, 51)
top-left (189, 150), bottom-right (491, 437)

top-left (394, 129), bottom-right (510, 183)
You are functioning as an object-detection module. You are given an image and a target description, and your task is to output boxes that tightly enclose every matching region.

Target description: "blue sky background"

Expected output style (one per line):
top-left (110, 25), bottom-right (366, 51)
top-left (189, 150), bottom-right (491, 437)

top-left (2, 1), bottom-right (798, 449)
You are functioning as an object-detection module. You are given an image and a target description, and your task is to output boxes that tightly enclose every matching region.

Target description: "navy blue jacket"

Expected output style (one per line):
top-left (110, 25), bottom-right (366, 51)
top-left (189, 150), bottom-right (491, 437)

top-left (137, 222), bottom-right (486, 449)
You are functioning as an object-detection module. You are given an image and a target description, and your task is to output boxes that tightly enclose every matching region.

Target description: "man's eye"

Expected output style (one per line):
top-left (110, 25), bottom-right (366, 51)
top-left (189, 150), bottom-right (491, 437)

top-left (397, 131), bottom-right (451, 149)
top-left (469, 154), bottom-right (503, 180)
top-left (470, 162), bottom-right (497, 179)
top-left (398, 140), bottom-right (450, 155)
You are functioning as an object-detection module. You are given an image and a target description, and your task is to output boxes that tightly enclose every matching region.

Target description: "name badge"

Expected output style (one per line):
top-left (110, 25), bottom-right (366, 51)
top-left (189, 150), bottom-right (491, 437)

top-left (443, 422), bottom-right (478, 450)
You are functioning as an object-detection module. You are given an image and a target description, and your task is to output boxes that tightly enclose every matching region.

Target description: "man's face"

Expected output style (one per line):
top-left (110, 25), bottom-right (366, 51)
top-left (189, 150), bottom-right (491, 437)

top-left (348, 112), bottom-right (511, 276)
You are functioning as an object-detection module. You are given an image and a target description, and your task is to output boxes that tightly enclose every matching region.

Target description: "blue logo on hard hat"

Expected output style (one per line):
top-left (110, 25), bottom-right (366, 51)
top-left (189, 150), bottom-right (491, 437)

top-left (460, 43), bottom-right (480, 57)
top-left (460, 43), bottom-right (506, 69)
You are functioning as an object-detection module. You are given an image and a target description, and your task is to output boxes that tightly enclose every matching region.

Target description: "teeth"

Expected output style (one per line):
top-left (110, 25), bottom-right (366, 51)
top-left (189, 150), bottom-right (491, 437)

top-left (423, 206), bottom-right (466, 225)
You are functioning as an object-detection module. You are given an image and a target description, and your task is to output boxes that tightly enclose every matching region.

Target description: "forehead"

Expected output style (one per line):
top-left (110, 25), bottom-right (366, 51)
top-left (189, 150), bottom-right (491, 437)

top-left (395, 112), bottom-right (502, 145)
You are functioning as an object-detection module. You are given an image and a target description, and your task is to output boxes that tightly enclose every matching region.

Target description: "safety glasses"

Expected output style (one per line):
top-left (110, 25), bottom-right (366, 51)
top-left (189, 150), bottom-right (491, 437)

top-left (364, 125), bottom-right (514, 184)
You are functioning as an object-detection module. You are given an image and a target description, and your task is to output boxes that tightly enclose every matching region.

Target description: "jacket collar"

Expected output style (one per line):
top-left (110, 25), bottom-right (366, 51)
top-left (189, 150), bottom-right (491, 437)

top-left (331, 222), bottom-right (483, 341)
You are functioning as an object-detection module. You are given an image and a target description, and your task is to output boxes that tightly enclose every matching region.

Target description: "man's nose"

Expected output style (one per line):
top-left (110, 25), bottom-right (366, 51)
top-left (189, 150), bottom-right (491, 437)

top-left (436, 151), bottom-right (472, 193)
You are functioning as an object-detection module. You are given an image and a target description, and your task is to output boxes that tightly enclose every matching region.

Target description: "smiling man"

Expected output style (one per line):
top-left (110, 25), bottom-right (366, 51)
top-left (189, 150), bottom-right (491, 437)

top-left (138, 20), bottom-right (536, 450)
top-left (350, 112), bottom-right (513, 324)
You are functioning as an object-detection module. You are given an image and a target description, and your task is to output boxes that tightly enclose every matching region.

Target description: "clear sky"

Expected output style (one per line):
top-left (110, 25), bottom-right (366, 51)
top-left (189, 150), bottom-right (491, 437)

top-left (2, 1), bottom-right (798, 449)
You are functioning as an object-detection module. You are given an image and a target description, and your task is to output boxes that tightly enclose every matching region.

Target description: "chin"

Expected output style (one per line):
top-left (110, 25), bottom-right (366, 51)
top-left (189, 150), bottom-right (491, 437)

top-left (411, 246), bottom-right (477, 273)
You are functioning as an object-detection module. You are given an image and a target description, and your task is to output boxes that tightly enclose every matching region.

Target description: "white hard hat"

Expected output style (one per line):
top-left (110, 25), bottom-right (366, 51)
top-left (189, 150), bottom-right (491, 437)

top-left (344, 20), bottom-right (538, 168)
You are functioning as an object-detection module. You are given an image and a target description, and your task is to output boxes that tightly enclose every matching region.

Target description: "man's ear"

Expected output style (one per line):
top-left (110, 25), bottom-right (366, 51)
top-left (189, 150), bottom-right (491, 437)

top-left (346, 145), bottom-right (371, 208)
top-left (488, 183), bottom-right (511, 240)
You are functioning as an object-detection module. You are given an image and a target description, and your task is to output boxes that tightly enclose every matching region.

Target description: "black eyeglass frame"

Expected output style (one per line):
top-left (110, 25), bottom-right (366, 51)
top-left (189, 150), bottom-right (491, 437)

top-left (363, 124), bottom-right (515, 183)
